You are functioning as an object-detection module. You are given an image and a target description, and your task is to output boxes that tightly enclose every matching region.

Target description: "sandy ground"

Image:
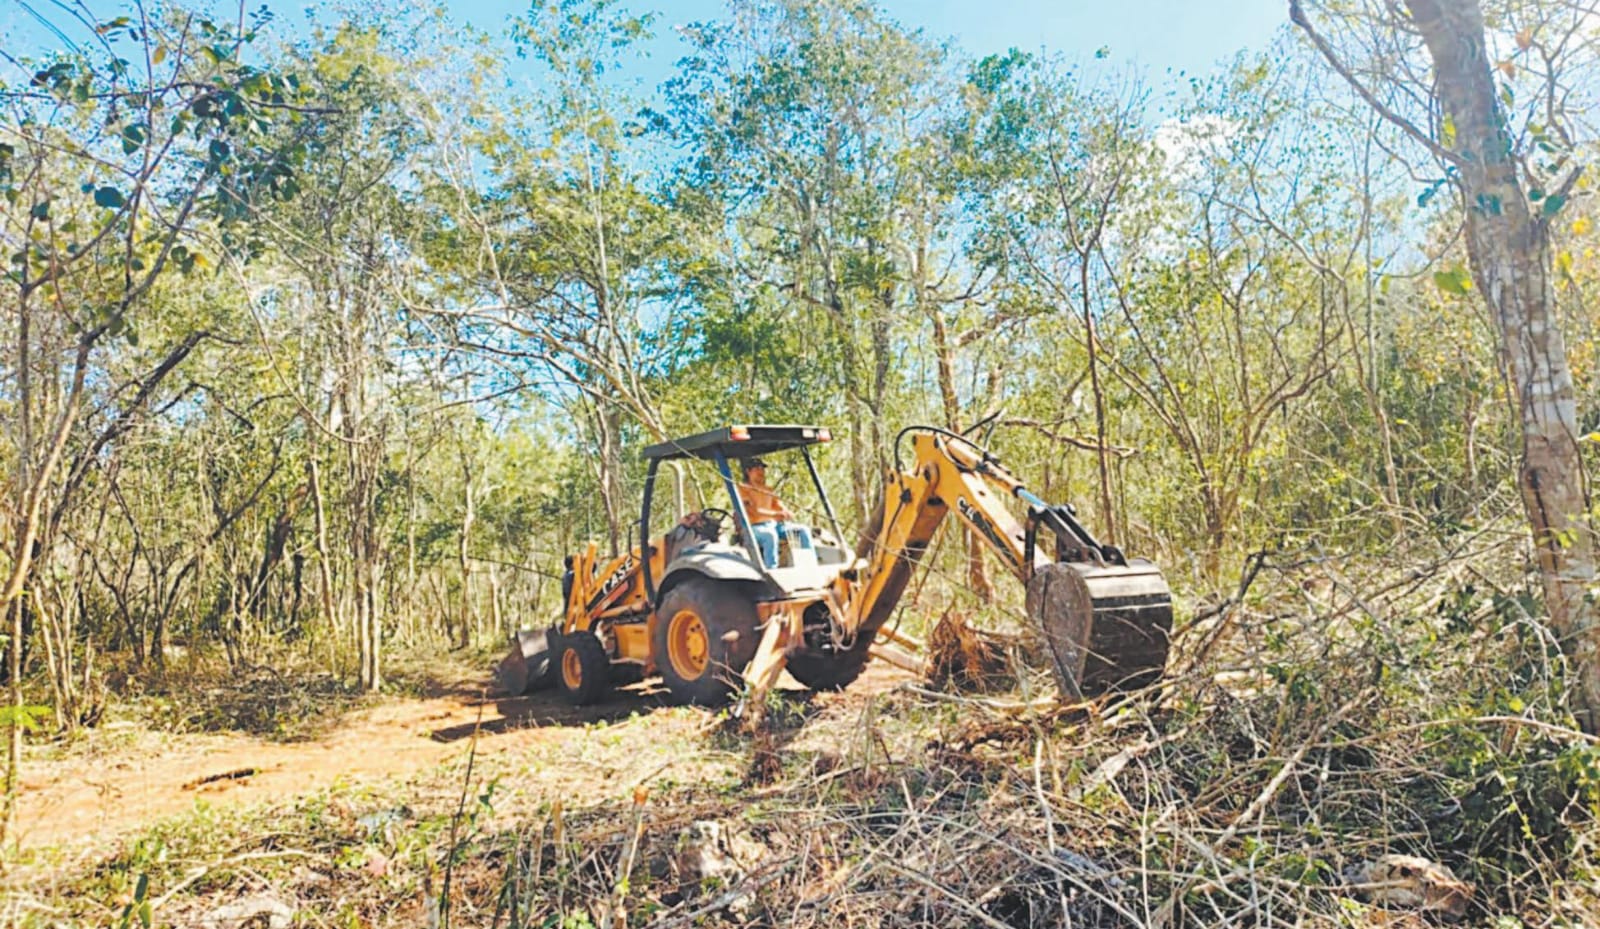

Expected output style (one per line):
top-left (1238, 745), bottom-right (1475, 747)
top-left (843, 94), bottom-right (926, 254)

top-left (15, 681), bottom-right (673, 850)
top-left (13, 664), bottom-right (911, 852)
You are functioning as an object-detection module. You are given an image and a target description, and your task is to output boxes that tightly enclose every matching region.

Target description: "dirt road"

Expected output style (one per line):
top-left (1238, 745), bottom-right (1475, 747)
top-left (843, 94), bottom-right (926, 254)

top-left (14, 683), bottom-right (688, 850)
top-left (15, 665), bottom-right (909, 852)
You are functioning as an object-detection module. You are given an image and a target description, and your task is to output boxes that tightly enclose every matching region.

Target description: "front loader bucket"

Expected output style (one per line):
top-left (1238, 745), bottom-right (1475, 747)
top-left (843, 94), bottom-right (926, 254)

top-left (1025, 560), bottom-right (1173, 700)
top-left (493, 627), bottom-right (557, 696)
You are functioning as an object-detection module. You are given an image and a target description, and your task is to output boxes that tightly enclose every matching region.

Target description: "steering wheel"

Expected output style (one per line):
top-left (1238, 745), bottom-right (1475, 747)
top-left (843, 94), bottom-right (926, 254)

top-left (693, 507), bottom-right (732, 541)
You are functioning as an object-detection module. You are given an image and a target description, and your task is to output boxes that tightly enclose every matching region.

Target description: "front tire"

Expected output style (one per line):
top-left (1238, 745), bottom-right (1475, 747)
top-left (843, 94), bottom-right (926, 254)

top-left (556, 632), bottom-right (612, 706)
top-left (653, 578), bottom-right (759, 705)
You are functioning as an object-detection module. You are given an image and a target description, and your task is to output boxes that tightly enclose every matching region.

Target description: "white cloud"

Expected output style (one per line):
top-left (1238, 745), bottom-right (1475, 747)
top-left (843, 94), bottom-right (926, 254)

top-left (1153, 114), bottom-right (1237, 183)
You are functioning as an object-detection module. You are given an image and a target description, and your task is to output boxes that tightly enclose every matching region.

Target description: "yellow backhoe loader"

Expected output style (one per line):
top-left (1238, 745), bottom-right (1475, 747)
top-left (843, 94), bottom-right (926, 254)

top-left (497, 423), bottom-right (1172, 705)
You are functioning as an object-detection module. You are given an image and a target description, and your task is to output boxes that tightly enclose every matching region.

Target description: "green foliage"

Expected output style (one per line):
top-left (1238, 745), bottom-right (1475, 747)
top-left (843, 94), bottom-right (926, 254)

top-left (1435, 722), bottom-right (1600, 880)
top-left (0, 1), bottom-right (1521, 691)
top-left (0, 703), bottom-right (53, 732)
top-left (115, 873), bottom-right (152, 929)
top-left (1433, 265), bottom-right (1474, 295)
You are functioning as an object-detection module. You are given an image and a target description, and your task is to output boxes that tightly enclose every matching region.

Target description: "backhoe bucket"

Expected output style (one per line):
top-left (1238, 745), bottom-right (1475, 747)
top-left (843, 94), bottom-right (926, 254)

top-left (1025, 560), bottom-right (1173, 700)
top-left (494, 627), bottom-right (557, 696)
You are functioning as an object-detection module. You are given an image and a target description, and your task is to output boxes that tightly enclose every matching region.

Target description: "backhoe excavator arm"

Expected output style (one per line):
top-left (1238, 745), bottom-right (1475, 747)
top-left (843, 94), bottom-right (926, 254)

top-left (850, 430), bottom-right (1049, 638)
top-left (846, 427), bottom-right (1173, 697)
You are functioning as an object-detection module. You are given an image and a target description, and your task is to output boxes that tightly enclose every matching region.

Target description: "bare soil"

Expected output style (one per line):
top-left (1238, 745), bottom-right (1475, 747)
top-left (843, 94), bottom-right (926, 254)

top-left (13, 663), bottom-right (912, 853)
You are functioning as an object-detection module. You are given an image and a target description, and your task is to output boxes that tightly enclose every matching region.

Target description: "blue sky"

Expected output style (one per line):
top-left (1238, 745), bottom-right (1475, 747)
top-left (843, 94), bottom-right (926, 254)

top-left (4, 1), bottom-right (1291, 86)
top-left (444, 0), bottom-right (1290, 84)
top-left (885, 0), bottom-right (1288, 73)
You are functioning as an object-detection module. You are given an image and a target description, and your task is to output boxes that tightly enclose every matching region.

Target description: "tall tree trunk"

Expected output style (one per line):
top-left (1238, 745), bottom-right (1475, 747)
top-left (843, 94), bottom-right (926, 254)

top-left (457, 444), bottom-right (476, 650)
top-left (847, 389), bottom-right (868, 521)
top-left (39, 579), bottom-right (75, 731)
top-left (3, 599), bottom-right (22, 844)
top-left (870, 276), bottom-right (894, 481)
top-left (488, 563), bottom-right (505, 640)
top-left (307, 457), bottom-right (339, 673)
top-left (1080, 271), bottom-right (1117, 547)
top-left (351, 437), bottom-right (383, 692)
top-left (341, 288), bottom-right (384, 692)
top-left (290, 553), bottom-right (305, 637)
top-left (406, 438), bottom-right (418, 646)
top-left (249, 487), bottom-right (305, 625)
top-left (929, 312), bottom-right (994, 603)
top-left (1400, 0), bottom-right (1600, 731)
top-left (594, 404), bottom-right (625, 558)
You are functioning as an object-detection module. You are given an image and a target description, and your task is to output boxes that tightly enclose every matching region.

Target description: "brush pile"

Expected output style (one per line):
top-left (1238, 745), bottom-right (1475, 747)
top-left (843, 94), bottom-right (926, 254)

top-left (473, 535), bottom-right (1600, 927)
top-left (924, 607), bottom-right (1018, 693)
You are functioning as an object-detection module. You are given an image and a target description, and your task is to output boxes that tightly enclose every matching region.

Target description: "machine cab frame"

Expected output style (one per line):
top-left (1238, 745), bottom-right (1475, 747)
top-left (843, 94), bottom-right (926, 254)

top-left (638, 424), bottom-right (843, 604)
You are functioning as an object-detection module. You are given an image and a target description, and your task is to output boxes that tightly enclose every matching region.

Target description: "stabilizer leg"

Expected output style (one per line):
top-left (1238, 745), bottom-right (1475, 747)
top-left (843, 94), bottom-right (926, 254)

top-left (737, 615), bottom-right (790, 724)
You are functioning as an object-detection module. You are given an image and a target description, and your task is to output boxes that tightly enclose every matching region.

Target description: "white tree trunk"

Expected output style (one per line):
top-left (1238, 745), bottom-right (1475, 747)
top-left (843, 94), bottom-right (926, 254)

top-left (1406, 0), bottom-right (1600, 732)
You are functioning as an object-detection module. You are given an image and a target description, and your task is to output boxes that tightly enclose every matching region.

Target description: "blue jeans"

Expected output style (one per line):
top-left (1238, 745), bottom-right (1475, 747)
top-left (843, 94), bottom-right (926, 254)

top-left (750, 521), bottom-right (812, 567)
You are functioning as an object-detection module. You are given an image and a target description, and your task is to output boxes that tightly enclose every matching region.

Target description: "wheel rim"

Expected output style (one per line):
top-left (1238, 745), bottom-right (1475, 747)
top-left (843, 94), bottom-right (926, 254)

top-left (666, 609), bottom-right (711, 679)
top-left (562, 648), bottom-right (583, 690)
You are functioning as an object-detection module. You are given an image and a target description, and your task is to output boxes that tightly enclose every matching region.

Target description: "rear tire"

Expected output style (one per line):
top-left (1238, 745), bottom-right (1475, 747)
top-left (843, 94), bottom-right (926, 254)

top-left (653, 578), bottom-right (759, 705)
top-left (785, 637), bottom-right (871, 691)
top-left (556, 632), bottom-right (612, 706)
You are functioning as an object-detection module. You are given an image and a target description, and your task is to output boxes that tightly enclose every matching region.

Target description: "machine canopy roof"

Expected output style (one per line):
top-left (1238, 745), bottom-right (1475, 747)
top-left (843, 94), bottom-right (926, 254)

top-left (641, 424), bottom-right (833, 462)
